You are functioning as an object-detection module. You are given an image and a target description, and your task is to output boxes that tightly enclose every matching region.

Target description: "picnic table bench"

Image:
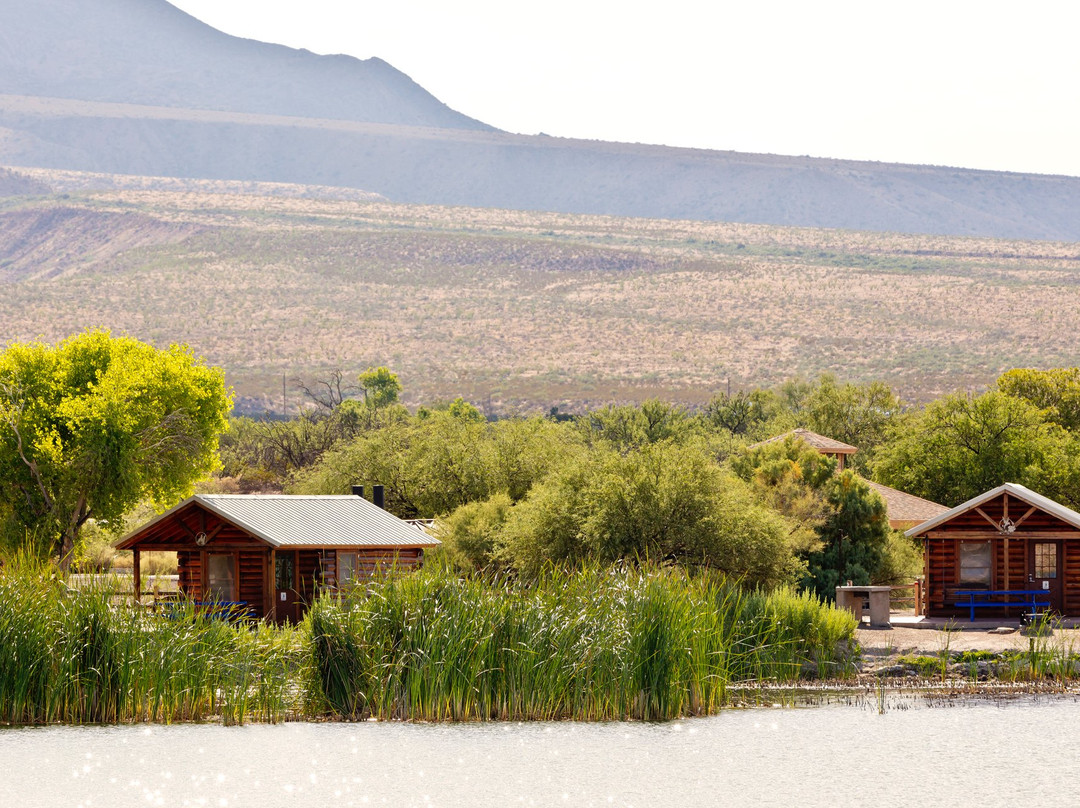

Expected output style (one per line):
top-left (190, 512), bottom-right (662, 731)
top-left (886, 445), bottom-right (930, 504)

top-left (953, 589), bottom-right (1051, 622)
top-left (159, 600), bottom-right (252, 621)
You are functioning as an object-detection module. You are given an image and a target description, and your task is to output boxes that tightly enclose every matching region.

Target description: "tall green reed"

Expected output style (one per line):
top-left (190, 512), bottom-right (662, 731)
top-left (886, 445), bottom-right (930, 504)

top-left (302, 561), bottom-right (858, 722)
top-left (0, 565), bottom-right (300, 725)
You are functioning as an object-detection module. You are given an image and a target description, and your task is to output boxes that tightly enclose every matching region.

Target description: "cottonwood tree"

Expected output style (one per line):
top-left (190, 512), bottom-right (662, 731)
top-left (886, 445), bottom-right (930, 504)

top-left (0, 331), bottom-right (231, 567)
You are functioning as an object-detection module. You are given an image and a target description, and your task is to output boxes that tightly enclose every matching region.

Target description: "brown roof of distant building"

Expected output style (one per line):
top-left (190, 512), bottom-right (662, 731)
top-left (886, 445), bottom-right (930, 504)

top-left (750, 428), bottom-right (858, 455)
top-left (864, 480), bottom-right (948, 527)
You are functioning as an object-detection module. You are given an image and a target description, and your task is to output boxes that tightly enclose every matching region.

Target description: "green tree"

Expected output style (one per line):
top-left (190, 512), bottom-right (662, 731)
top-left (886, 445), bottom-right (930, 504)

top-left (496, 442), bottom-right (801, 587)
top-left (358, 366), bottom-right (402, 410)
top-left (0, 331), bottom-right (231, 566)
top-left (579, 400), bottom-right (694, 451)
top-left (997, 367), bottom-right (1080, 432)
top-left (290, 413), bottom-right (581, 519)
top-left (702, 388), bottom-right (792, 441)
top-left (874, 391), bottom-right (1080, 508)
top-left (438, 492), bottom-right (514, 569)
top-left (804, 470), bottom-right (890, 598)
top-left (731, 436), bottom-right (893, 597)
top-left (802, 374), bottom-right (903, 471)
top-left (730, 436), bottom-right (838, 556)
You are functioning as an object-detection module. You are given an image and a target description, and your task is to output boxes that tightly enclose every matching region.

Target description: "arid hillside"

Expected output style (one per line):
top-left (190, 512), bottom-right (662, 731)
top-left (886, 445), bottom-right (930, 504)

top-left (2, 0), bottom-right (1079, 240)
top-left (0, 166), bottom-right (49, 196)
top-left (3, 94), bottom-right (1080, 241)
top-left (3, 171), bottom-right (1079, 413)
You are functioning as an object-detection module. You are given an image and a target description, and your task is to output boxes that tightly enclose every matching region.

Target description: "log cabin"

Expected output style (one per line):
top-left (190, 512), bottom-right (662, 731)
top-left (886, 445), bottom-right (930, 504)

top-left (906, 483), bottom-right (1080, 618)
top-left (115, 492), bottom-right (440, 623)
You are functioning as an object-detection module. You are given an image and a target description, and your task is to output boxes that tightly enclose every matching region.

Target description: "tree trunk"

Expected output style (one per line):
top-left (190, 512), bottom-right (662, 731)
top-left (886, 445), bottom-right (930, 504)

top-left (56, 494), bottom-right (88, 572)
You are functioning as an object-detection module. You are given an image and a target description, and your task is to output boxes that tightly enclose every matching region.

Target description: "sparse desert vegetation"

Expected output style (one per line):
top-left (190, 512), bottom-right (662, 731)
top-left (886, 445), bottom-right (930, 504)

top-left (3, 172), bottom-right (1079, 412)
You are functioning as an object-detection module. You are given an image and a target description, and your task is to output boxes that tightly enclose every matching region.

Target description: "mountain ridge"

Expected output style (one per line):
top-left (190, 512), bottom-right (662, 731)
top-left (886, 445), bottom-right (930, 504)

top-left (1, 0), bottom-right (1079, 240)
top-left (0, 0), bottom-right (491, 130)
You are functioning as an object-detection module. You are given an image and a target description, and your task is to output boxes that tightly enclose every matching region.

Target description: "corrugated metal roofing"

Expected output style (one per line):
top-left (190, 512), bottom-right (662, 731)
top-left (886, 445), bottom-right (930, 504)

top-left (119, 494), bottom-right (440, 549)
top-left (904, 483), bottom-right (1080, 538)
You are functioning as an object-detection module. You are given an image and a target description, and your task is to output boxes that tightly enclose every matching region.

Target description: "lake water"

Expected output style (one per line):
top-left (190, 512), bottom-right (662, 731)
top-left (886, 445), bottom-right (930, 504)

top-left (4, 695), bottom-right (1080, 807)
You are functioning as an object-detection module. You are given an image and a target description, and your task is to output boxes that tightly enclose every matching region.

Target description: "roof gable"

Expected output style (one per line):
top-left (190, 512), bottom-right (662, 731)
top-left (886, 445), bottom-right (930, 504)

top-left (905, 483), bottom-right (1080, 537)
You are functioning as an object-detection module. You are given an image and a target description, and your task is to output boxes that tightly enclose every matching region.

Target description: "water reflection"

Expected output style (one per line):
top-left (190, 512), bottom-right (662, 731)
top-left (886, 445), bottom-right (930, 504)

top-left (4, 698), bottom-right (1080, 807)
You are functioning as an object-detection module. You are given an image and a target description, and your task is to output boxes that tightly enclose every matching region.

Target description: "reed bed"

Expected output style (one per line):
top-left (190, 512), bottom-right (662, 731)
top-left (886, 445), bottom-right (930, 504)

top-left (0, 563), bottom-right (857, 725)
top-left (303, 563), bottom-right (858, 722)
top-left (0, 568), bottom-right (302, 725)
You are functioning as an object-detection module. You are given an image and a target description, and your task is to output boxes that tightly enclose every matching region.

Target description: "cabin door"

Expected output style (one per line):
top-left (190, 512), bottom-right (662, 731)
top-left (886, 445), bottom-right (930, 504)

top-left (1028, 541), bottom-right (1063, 613)
top-left (275, 551), bottom-right (300, 623)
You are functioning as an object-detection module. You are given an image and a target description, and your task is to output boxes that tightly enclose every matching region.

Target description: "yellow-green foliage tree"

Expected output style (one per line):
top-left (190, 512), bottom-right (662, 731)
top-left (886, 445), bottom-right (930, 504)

top-left (0, 331), bottom-right (231, 567)
top-left (997, 367), bottom-right (1080, 432)
top-left (732, 436), bottom-right (896, 597)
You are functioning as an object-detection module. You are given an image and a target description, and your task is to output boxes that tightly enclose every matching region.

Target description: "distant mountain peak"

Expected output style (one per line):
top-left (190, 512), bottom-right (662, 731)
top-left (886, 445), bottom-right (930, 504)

top-left (0, 0), bottom-right (493, 130)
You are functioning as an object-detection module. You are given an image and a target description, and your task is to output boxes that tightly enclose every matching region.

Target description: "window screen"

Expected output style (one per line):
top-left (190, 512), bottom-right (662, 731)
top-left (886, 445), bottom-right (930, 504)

top-left (207, 554), bottom-right (236, 601)
top-left (959, 542), bottom-right (992, 586)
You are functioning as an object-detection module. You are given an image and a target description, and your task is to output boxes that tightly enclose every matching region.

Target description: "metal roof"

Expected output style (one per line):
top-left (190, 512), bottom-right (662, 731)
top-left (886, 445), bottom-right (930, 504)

top-left (904, 483), bottom-right (1080, 538)
top-left (119, 494), bottom-right (440, 549)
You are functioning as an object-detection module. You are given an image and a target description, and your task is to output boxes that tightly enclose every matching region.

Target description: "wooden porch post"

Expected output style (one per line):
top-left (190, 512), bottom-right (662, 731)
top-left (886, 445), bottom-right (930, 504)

top-left (133, 549), bottom-right (141, 606)
top-left (268, 549), bottom-right (277, 623)
top-left (922, 538), bottom-right (930, 614)
top-left (1003, 536), bottom-right (1010, 590)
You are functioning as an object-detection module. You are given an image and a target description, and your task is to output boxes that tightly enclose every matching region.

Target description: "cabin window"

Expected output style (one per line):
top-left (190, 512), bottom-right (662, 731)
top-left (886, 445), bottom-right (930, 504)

top-left (275, 554), bottom-right (295, 591)
top-left (958, 541), bottom-right (992, 586)
top-left (1035, 543), bottom-right (1058, 579)
top-left (206, 553), bottom-right (236, 601)
top-left (338, 552), bottom-right (358, 586)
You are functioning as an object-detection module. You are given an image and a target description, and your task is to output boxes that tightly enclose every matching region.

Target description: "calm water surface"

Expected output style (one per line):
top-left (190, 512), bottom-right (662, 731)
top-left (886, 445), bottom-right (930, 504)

top-left (4, 697), bottom-right (1080, 807)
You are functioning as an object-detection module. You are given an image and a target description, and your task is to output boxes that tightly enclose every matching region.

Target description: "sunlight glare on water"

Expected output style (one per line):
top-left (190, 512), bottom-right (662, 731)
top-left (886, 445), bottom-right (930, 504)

top-left (4, 698), bottom-right (1080, 807)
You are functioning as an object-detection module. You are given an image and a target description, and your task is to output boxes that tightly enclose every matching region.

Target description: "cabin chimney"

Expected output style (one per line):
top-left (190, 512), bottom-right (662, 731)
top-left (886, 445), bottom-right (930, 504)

top-left (351, 485), bottom-right (365, 498)
top-left (373, 485), bottom-right (385, 509)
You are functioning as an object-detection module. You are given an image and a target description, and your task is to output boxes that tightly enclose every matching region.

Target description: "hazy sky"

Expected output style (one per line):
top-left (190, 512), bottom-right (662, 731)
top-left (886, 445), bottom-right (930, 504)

top-left (168, 0), bottom-right (1080, 177)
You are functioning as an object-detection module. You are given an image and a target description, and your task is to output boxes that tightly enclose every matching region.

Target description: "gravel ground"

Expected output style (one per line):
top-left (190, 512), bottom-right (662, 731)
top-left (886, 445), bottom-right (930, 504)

top-left (856, 622), bottom-right (1080, 661)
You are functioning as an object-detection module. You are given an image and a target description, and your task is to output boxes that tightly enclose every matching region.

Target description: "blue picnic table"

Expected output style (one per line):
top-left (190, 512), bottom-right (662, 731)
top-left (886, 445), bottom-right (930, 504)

top-left (158, 600), bottom-right (251, 621)
top-left (953, 589), bottom-right (1051, 622)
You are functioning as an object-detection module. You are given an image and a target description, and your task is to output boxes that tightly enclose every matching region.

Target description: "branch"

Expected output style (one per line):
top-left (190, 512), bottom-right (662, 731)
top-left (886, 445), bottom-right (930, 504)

top-left (0, 380), bottom-right (54, 512)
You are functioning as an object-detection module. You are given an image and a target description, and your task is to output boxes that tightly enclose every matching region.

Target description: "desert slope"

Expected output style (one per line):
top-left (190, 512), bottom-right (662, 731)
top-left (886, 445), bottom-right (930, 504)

top-left (2, 180), bottom-right (1079, 413)
top-left (1, 0), bottom-right (1078, 240)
